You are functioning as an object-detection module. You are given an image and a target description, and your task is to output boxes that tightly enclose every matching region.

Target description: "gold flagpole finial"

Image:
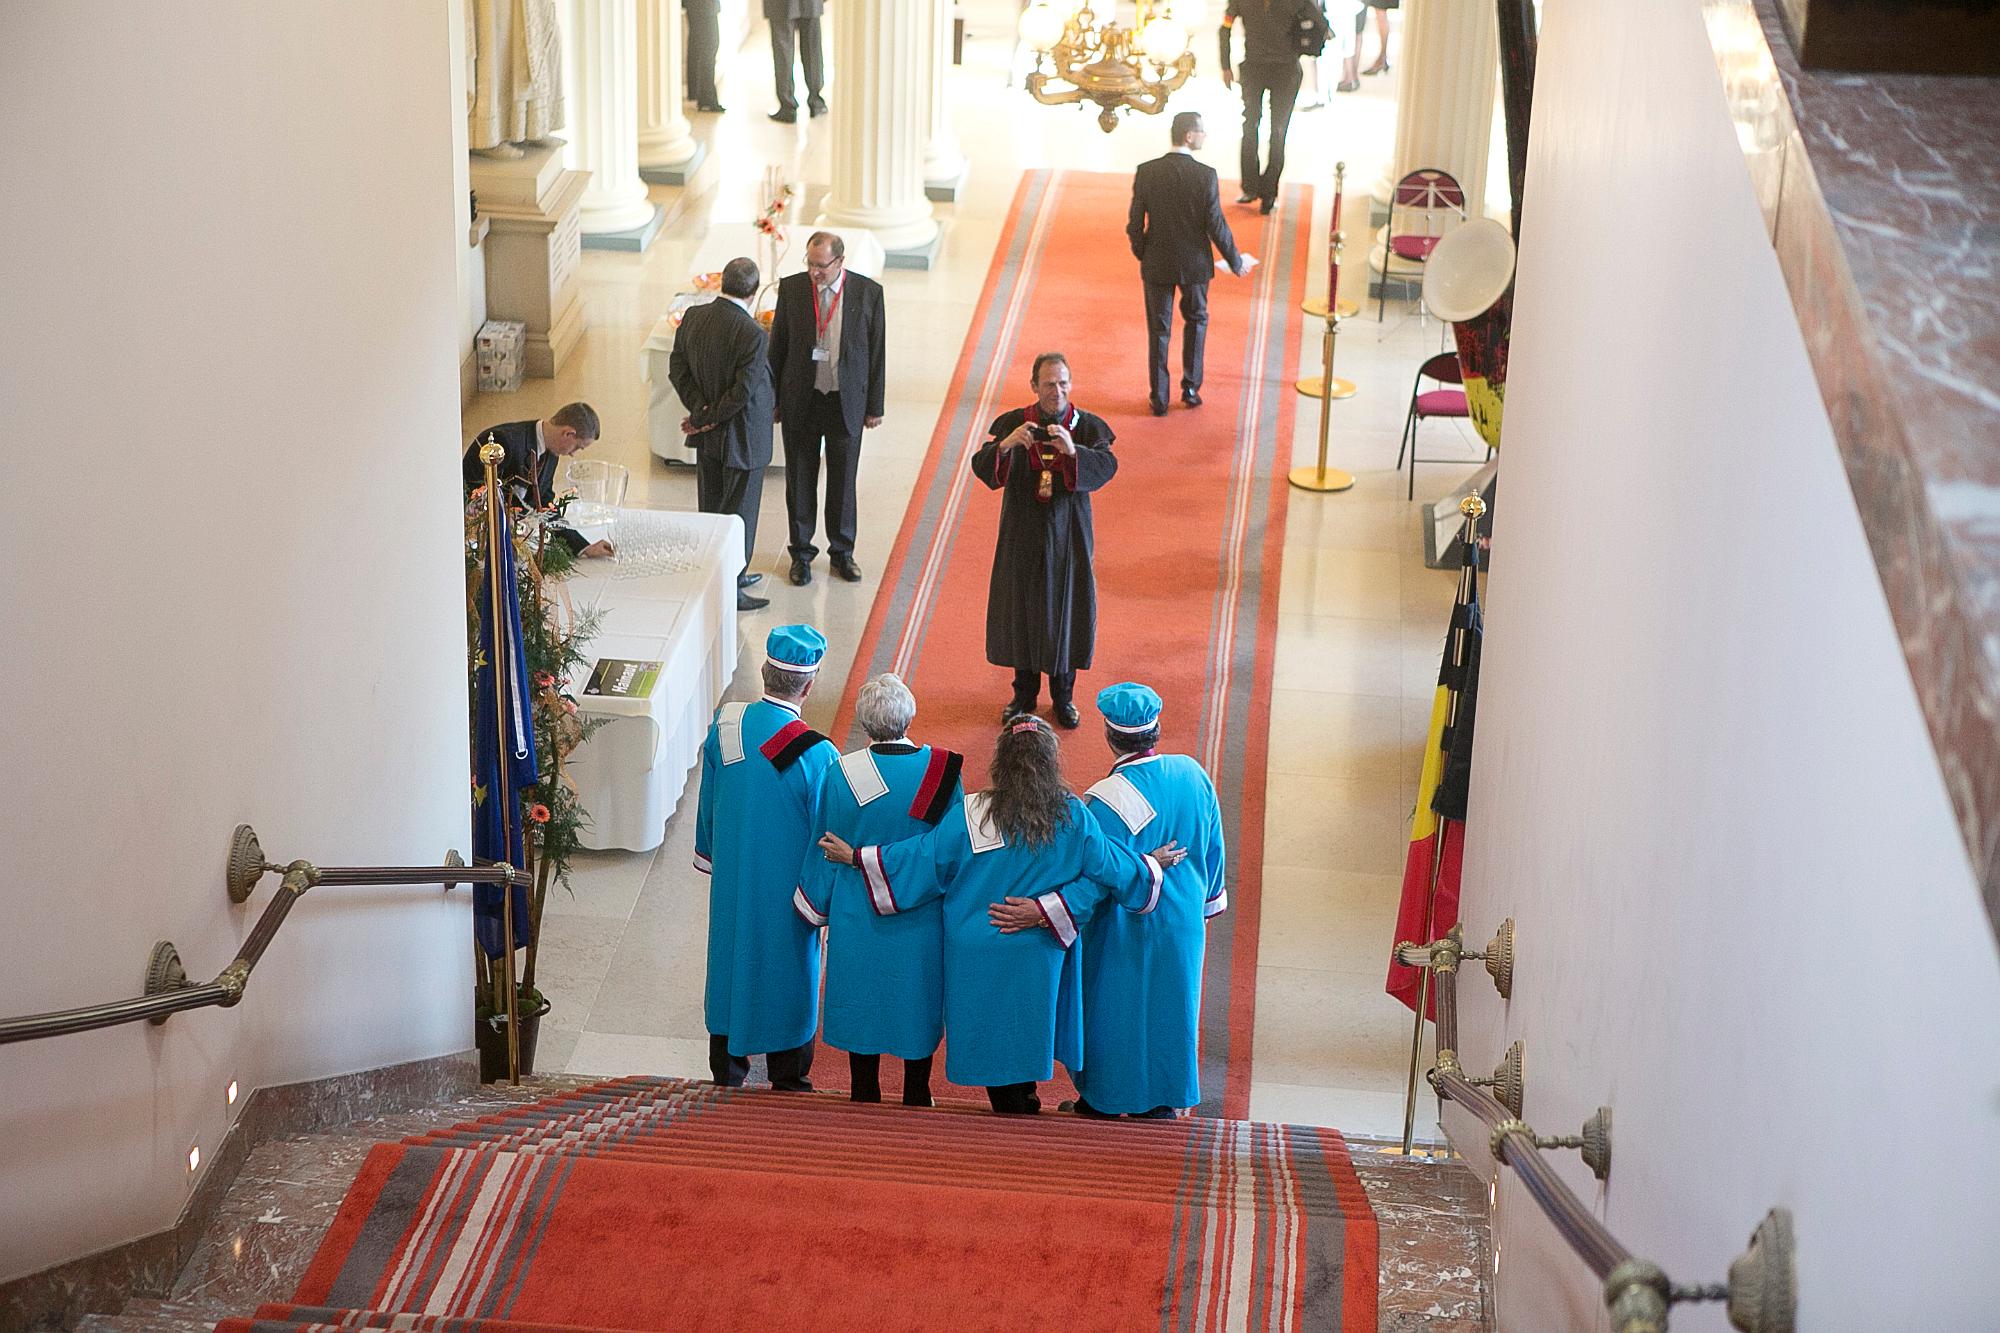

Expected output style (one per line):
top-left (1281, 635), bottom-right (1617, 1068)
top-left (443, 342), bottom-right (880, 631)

top-left (1459, 495), bottom-right (1487, 520)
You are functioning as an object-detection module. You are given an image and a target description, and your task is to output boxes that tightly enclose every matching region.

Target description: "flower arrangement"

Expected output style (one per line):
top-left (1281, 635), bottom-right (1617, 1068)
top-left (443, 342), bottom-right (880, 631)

top-left (753, 168), bottom-right (795, 318)
top-left (465, 485), bottom-right (606, 1046)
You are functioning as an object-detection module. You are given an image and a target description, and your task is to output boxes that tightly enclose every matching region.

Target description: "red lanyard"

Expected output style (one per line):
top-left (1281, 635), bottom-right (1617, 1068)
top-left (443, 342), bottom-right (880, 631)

top-left (814, 279), bottom-right (843, 343)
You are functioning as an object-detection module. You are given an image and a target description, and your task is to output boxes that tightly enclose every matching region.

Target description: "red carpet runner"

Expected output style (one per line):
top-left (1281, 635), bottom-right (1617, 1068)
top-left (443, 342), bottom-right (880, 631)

top-left (217, 1078), bottom-right (1376, 1332)
top-left (820, 170), bottom-right (1311, 1116)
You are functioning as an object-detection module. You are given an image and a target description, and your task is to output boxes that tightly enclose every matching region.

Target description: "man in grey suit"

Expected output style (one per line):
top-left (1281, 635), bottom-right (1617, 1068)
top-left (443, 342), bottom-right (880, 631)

top-left (768, 231), bottom-right (886, 587)
top-left (765, 0), bottom-right (825, 123)
top-left (669, 258), bottom-right (776, 612)
top-left (1127, 113), bottom-right (1249, 416)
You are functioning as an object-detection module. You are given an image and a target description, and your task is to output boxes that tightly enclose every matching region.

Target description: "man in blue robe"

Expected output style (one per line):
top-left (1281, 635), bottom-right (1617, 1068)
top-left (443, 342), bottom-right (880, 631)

top-left (796, 673), bottom-right (963, 1106)
top-left (695, 623), bottom-right (839, 1089)
top-left (816, 717), bottom-right (1186, 1115)
top-left (1070, 682), bottom-right (1228, 1117)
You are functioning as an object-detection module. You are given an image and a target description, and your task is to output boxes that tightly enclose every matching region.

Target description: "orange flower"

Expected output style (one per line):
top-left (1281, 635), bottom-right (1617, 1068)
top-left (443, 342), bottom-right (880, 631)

top-left (528, 803), bottom-right (551, 824)
top-left (533, 671), bottom-right (555, 689)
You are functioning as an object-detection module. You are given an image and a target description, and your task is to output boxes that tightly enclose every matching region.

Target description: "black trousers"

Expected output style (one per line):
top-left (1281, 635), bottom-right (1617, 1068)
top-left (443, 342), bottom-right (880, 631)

top-left (696, 447), bottom-right (763, 566)
top-left (986, 1081), bottom-right (1041, 1115)
top-left (1239, 60), bottom-right (1304, 202)
top-left (848, 1052), bottom-right (937, 1107)
top-left (709, 1034), bottom-right (815, 1090)
top-left (770, 16), bottom-right (825, 112)
top-left (782, 390), bottom-right (859, 560)
top-left (1144, 279), bottom-right (1210, 405)
top-left (685, 7), bottom-right (720, 106)
top-left (1012, 669), bottom-right (1076, 709)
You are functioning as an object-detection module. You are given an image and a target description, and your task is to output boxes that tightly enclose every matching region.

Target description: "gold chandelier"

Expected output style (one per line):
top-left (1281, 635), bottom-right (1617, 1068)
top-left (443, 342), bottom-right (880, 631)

top-left (1019, 0), bottom-right (1198, 132)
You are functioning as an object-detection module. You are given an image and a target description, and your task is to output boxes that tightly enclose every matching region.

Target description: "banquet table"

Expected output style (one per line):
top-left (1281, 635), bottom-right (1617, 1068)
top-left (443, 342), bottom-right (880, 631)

top-left (561, 508), bottom-right (744, 852)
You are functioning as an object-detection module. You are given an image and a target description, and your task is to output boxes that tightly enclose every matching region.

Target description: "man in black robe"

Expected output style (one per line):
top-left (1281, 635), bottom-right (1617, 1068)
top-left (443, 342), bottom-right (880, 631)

top-left (971, 352), bottom-right (1117, 729)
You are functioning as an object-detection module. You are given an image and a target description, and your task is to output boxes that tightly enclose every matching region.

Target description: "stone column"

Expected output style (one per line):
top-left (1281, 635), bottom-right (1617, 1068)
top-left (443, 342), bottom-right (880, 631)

top-left (819, 0), bottom-right (938, 261)
top-left (1379, 0), bottom-right (1499, 215)
top-left (922, 0), bottom-right (966, 200)
top-left (562, 0), bottom-right (661, 242)
top-left (636, 0), bottom-right (701, 180)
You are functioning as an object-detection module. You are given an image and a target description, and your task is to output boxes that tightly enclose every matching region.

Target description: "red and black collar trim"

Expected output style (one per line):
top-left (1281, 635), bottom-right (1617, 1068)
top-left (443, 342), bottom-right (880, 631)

top-left (760, 718), bottom-right (830, 771)
top-left (909, 748), bottom-right (964, 826)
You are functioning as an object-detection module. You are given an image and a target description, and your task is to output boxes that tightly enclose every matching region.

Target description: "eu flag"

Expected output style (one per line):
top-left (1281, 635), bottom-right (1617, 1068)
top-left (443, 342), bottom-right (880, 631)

top-left (472, 519), bottom-right (538, 959)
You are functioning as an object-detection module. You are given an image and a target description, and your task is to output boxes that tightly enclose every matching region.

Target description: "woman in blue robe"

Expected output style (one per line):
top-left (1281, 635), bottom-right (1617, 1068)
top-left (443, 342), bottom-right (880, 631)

top-left (796, 674), bottom-right (964, 1106)
top-left (816, 716), bottom-right (1185, 1114)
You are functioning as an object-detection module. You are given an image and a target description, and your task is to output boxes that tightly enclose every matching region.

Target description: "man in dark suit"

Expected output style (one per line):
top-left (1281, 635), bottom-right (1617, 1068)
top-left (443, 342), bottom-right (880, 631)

top-left (669, 258), bottom-right (776, 612)
top-left (1128, 113), bottom-right (1249, 417)
top-left (768, 231), bottom-right (886, 587)
top-left (765, 0), bottom-right (826, 123)
top-left (460, 402), bottom-right (613, 558)
top-left (1221, 0), bottom-right (1330, 213)
top-left (685, 0), bottom-right (723, 112)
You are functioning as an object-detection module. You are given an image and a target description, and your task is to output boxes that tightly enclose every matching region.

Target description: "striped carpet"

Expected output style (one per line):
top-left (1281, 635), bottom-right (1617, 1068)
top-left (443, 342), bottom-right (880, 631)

top-left (819, 170), bottom-right (1313, 1116)
top-left (215, 1077), bottom-right (1377, 1332)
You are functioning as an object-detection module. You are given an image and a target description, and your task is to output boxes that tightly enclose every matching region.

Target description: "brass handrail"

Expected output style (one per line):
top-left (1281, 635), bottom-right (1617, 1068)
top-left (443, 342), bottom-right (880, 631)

top-left (0, 826), bottom-right (523, 1048)
top-left (1397, 927), bottom-right (1797, 1333)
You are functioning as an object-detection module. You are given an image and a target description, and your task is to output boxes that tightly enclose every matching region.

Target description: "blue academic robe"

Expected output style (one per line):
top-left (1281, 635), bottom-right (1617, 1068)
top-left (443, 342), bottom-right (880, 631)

top-left (796, 741), bottom-right (964, 1060)
top-left (857, 792), bottom-right (1164, 1088)
top-left (1071, 752), bottom-right (1229, 1114)
top-left (694, 695), bottom-right (838, 1056)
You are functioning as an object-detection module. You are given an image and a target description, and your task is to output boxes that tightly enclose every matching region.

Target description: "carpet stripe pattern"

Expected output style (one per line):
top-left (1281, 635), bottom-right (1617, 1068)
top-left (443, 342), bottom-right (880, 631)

top-left (213, 1078), bottom-right (1376, 1332)
top-left (820, 170), bottom-right (1312, 1115)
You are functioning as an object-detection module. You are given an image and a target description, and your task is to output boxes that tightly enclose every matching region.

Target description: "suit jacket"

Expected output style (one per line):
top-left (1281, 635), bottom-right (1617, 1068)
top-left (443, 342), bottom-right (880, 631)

top-left (668, 298), bottom-right (776, 472)
top-left (767, 269), bottom-right (887, 440)
top-left (763, 0), bottom-right (822, 19)
top-left (460, 419), bottom-right (586, 555)
top-left (1128, 151), bottom-right (1243, 288)
top-left (1221, 0), bottom-right (1330, 66)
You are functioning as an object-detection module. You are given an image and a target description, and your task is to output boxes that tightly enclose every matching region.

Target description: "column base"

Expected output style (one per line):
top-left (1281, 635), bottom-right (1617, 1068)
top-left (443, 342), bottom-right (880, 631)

top-left (882, 228), bottom-right (944, 271)
top-left (638, 139), bottom-right (709, 187)
top-left (924, 158), bottom-right (967, 202)
top-left (528, 289), bottom-right (586, 377)
top-left (581, 202), bottom-right (666, 253)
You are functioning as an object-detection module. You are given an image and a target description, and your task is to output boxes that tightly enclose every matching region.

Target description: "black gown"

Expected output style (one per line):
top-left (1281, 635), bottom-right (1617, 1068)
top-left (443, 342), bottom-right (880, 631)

top-left (970, 406), bottom-right (1118, 676)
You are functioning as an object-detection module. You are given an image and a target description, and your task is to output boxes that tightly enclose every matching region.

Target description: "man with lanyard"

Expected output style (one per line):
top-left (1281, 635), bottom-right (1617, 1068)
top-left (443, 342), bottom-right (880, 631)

top-left (1029, 682), bottom-right (1229, 1119)
top-left (694, 623), bottom-right (839, 1089)
top-left (795, 673), bottom-right (962, 1106)
top-left (970, 352), bottom-right (1117, 729)
top-left (768, 231), bottom-right (887, 587)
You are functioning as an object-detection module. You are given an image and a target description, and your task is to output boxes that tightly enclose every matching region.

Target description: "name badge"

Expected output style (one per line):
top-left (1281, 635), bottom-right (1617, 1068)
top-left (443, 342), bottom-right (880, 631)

top-left (811, 347), bottom-right (830, 362)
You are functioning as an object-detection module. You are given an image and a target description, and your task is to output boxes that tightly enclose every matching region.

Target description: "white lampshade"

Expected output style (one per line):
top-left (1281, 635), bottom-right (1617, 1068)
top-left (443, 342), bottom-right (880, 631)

top-left (1019, 2), bottom-right (1066, 51)
top-left (1139, 16), bottom-right (1188, 61)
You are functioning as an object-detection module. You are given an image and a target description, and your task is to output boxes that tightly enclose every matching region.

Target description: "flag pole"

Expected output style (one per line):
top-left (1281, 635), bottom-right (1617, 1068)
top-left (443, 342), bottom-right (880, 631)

top-left (1400, 494), bottom-right (1485, 1152)
top-left (480, 442), bottom-right (522, 1085)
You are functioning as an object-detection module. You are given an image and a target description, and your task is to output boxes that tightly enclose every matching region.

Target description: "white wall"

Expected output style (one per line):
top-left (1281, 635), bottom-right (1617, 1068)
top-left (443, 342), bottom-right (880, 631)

top-left (0, 3), bottom-right (474, 1280)
top-left (1458, 1), bottom-right (2000, 1328)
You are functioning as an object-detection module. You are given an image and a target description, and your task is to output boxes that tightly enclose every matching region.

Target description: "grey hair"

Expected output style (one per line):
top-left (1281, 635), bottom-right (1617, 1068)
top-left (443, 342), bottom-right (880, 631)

top-left (855, 673), bottom-right (916, 742)
top-left (761, 661), bottom-right (815, 700)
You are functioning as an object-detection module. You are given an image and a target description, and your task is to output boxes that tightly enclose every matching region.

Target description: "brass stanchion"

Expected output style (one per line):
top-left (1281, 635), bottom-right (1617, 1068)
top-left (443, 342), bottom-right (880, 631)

top-left (1288, 237), bottom-right (1356, 492)
top-left (480, 442), bottom-right (522, 1085)
top-left (1399, 494), bottom-right (1485, 1151)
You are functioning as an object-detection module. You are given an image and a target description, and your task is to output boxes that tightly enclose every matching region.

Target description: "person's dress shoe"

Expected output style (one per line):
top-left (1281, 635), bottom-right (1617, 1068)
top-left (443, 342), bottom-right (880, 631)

top-left (1235, 191), bottom-right (1258, 204)
top-left (737, 591), bottom-right (770, 611)
top-left (1053, 701), bottom-right (1080, 729)
top-left (830, 553), bottom-right (863, 583)
top-left (1363, 61), bottom-right (1390, 76)
top-left (1259, 198), bottom-right (1276, 215)
top-left (1149, 398), bottom-right (1168, 417)
top-left (1181, 388), bottom-right (1202, 408)
top-left (808, 99), bottom-right (828, 117)
top-left (698, 102), bottom-right (727, 113)
top-left (1001, 700), bottom-right (1033, 724)
top-left (769, 108), bottom-right (798, 123)
top-left (788, 556), bottom-right (812, 586)
top-left (1336, 79), bottom-right (1360, 93)
top-left (737, 572), bottom-right (763, 589)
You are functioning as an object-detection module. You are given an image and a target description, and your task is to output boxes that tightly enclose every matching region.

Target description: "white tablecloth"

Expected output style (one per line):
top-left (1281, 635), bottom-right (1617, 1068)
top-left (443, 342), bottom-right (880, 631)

top-left (645, 223), bottom-right (883, 465)
top-left (563, 509), bottom-right (744, 852)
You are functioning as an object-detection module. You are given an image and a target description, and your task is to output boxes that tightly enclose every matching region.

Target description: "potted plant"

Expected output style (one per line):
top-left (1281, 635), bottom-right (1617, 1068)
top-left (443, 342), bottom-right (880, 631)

top-left (466, 488), bottom-right (603, 1080)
